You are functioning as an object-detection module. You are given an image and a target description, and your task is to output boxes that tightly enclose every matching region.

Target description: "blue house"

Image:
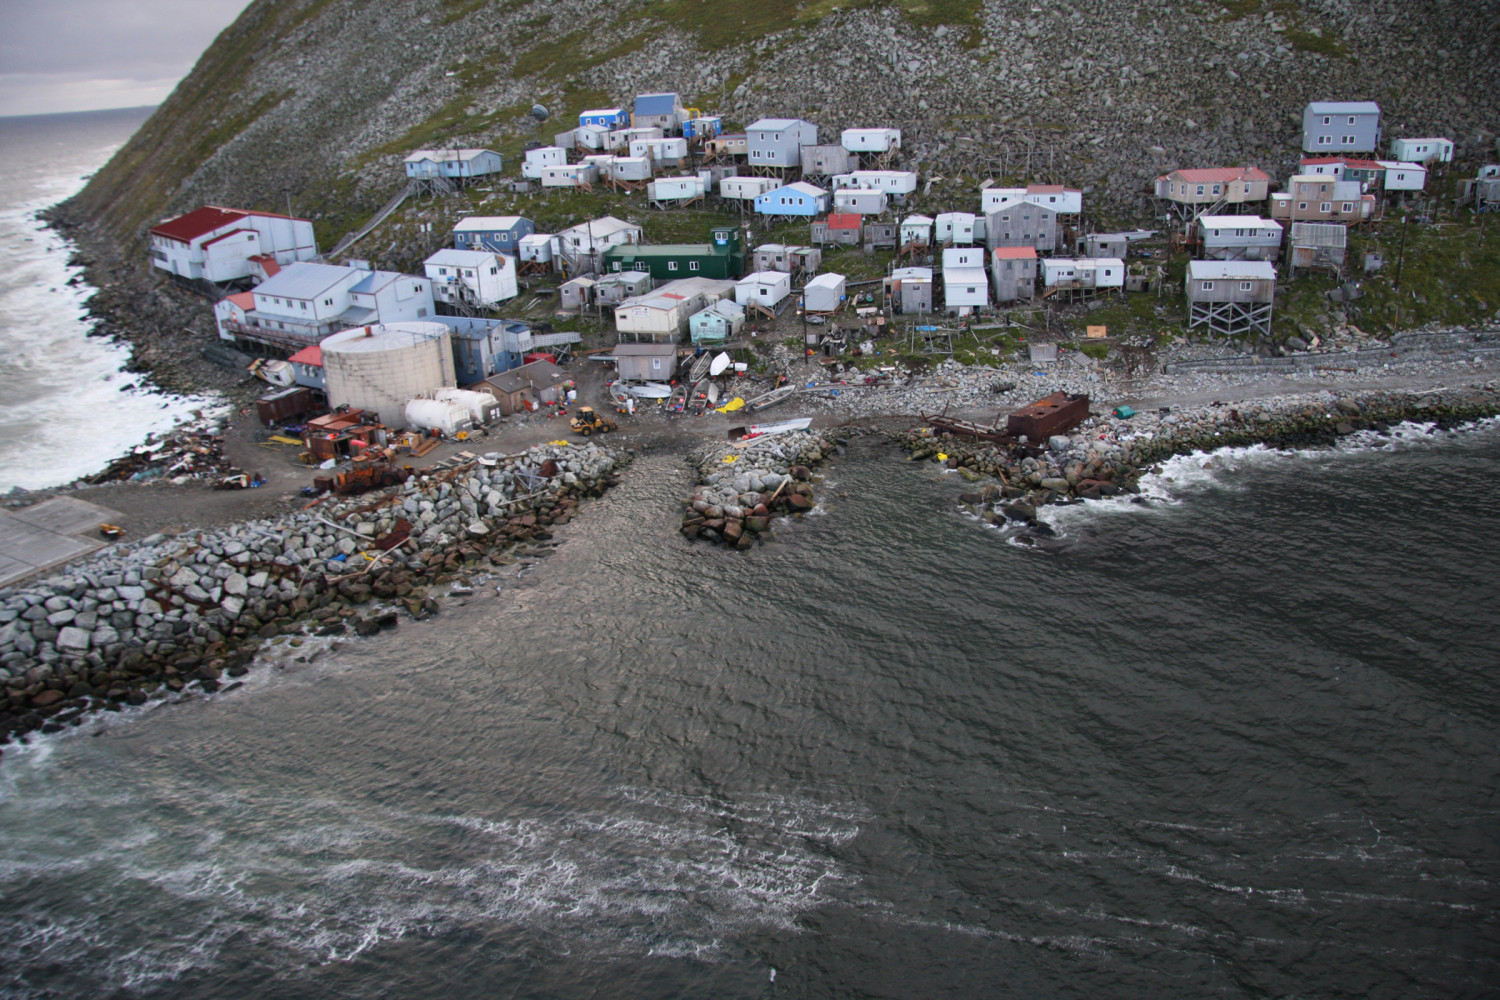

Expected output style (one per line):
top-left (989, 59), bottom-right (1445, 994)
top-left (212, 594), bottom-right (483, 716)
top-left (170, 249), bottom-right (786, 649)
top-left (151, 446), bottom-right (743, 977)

top-left (452, 215), bottom-right (535, 254)
top-left (403, 148), bottom-right (504, 180)
top-left (754, 181), bottom-right (830, 218)
top-left (633, 92), bottom-right (684, 133)
top-left (579, 107), bottom-right (629, 130)
top-left (683, 116), bottom-right (723, 140)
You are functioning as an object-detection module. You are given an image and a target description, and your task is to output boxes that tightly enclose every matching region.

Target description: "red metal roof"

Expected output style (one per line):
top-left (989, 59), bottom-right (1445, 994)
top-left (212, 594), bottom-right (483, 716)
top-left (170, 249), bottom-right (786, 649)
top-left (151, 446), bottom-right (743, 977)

top-left (992, 247), bottom-right (1038, 259)
top-left (248, 254), bottom-right (281, 277)
top-left (1161, 166), bottom-right (1271, 184)
top-left (1026, 184), bottom-right (1065, 193)
top-left (287, 344), bottom-right (322, 367)
top-left (827, 213), bottom-right (861, 229)
top-left (225, 291), bottom-right (255, 310)
top-left (150, 206), bottom-right (247, 242)
top-left (1342, 158), bottom-right (1385, 170)
top-left (1299, 157), bottom-right (1344, 165)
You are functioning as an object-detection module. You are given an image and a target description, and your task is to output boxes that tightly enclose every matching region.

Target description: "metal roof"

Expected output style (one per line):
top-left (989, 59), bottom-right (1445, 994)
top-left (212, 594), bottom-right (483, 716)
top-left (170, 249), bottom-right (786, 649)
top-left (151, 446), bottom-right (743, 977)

top-left (748, 118), bottom-right (808, 131)
top-left (942, 267), bottom-right (989, 283)
top-left (612, 343), bottom-right (676, 357)
top-left (151, 206), bottom-right (245, 241)
top-left (559, 216), bottom-right (640, 240)
top-left (1161, 167), bottom-right (1272, 183)
top-left (634, 93), bottom-right (680, 115)
top-left (1186, 260), bottom-right (1277, 280)
top-left (255, 262), bottom-right (362, 300)
top-left (805, 272), bottom-right (845, 290)
top-left (484, 359), bottom-right (567, 395)
top-left (890, 267), bottom-right (932, 280)
top-left (287, 344), bottom-right (322, 366)
top-left (992, 247), bottom-right (1038, 259)
top-left (826, 213), bottom-right (861, 229)
top-left (322, 321), bottom-right (448, 354)
top-left (1307, 101), bottom-right (1379, 115)
top-left (1288, 222), bottom-right (1349, 247)
top-left (350, 270), bottom-right (409, 294)
top-left (404, 148), bottom-right (496, 163)
top-left (1199, 215), bottom-right (1279, 229)
top-left (425, 248), bottom-right (497, 267)
top-left (452, 215), bottom-right (528, 231)
top-left (580, 107), bottom-right (624, 117)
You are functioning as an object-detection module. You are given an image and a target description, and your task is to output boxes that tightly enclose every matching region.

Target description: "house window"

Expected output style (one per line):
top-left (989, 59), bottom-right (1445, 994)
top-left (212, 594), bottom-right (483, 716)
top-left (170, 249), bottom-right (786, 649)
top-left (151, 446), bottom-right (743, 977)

top-left (1298, 202), bottom-right (1309, 211)
top-left (1322, 116), bottom-right (1331, 125)
top-left (438, 267), bottom-right (447, 276)
top-left (1212, 185), bottom-right (1221, 195)
top-left (967, 287), bottom-right (976, 294)
top-left (1342, 202), bottom-right (1353, 212)
top-left (1201, 281), bottom-right (1214, 291)
top-left (689, 261), bottom-right (700, 271)
top-left (1347, 116), bottom-right (1356, 125)
top-left (1212, 229), bottom-right (1221, 237)
top-left (1240, 282), bottom-right (1252, 291)
top-left (490, 267), bottom-right (498, 275)
top-left (1318, 135), bottom-right (1331, 146)
top-left (1342, 135), bottom-right (1355, 145)
top-left (417, 308), bottom-right (427, 317)
top-left (1320, 202), bottom-right (1332, 212)
top-left (1196, 185), bottom-right (1205, 196)
top-left (668, 261), bottom-right (679, 271)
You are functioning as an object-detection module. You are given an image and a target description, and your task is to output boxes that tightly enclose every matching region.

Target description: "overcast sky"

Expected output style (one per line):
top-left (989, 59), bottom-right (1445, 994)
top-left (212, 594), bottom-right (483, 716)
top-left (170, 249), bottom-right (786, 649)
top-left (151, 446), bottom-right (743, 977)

top-left (0, 0), bottom-right (254, 117)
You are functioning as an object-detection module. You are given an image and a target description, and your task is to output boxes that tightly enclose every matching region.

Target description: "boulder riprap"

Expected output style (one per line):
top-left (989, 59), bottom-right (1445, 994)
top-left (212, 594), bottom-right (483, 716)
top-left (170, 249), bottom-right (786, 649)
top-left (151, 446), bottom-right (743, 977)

top-left (679, 428), bottom-right (852, 548)
top-left (0, 443), bottom-right (628, 745)
top-left (891, 385), bottom-right (1500, 519)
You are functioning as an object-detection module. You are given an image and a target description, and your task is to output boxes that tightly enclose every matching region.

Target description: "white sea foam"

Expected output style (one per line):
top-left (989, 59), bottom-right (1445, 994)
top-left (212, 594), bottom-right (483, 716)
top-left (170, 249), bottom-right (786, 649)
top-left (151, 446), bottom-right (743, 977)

top-left (0, 141), bottom-right (216, 491)
top-left (0, 784), bottom-right (862, 990)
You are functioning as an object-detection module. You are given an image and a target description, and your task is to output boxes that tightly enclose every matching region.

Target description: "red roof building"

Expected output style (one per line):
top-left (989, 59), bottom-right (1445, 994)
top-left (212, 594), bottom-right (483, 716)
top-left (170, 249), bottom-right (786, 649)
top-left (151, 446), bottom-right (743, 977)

top-left (149, 206), bottom-right (248, 244)
top-left (826, 213), bottom-right (861, 230)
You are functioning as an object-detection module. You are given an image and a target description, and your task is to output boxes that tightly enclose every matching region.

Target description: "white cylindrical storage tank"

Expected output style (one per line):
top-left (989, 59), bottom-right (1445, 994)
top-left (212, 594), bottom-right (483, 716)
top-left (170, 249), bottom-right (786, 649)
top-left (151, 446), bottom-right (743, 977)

top-left (404, 398), bottom-right (473, 437)
top-left (321, 322), bottom-right (455, 427)
top-left (435, 387), bottom-right (501, 425)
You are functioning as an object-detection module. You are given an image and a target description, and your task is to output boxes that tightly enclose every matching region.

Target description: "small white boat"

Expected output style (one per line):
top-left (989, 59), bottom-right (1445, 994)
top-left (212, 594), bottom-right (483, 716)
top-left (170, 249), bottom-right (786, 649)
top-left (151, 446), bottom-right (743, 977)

top-left (706, 383), bottom-right (720, 405)
top-left (728, 417), bottom-right (813, 443)
top-left (609, 382), bottom-right (632, 406)
top-left (626, 381), bottom-right (673, 399)
top-left (688, 353), bottom-right (711, 382)
top-left (746, 384), bottom-right (796, 412)
top-left (709, 351), bottom-right (731, 376)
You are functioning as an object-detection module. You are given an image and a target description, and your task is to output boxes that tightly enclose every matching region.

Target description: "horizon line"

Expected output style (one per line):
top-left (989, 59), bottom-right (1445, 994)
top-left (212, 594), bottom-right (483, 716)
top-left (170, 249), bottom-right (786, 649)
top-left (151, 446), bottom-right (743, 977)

top-left (0, 104), bottom-right (159, 122)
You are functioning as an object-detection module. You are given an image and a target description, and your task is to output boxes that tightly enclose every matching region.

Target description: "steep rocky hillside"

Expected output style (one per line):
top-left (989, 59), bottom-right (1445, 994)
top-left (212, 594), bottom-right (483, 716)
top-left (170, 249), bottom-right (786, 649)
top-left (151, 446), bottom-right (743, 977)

top-left (42, 0), bottom-right (1500, 394)
top-left (58, 0), bottom-right (1499, 247)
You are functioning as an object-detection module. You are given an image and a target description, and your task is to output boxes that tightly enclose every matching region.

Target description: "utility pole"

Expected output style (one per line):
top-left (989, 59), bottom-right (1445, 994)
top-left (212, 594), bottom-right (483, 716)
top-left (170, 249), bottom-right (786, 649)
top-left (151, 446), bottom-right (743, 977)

top-left (1393, 209), bottom-right (1409, 290)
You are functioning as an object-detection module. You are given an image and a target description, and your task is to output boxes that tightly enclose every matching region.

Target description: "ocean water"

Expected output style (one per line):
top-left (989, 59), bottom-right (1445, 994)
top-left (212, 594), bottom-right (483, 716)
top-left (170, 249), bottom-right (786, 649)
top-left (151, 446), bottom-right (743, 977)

top-left (1, 425), bottom-right (1497, 998)
top-left (0, 108), bottom-right (213, 492)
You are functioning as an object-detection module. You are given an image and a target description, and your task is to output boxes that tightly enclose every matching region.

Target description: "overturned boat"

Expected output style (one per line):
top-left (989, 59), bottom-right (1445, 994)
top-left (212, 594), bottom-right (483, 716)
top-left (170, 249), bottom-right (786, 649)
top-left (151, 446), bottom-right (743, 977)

top-left (727, 417), bottom-right (813, 444)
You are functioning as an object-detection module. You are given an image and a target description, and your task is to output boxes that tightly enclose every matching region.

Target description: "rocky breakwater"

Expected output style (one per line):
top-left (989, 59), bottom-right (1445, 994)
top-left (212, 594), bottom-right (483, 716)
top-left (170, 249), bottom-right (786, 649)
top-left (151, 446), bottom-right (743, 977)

top-left (892, 384), bottom-right (1500, 530)
top-left (0, 443), bottom-right (627, 748)
top-left (679, 428), bottom-right (848, 549)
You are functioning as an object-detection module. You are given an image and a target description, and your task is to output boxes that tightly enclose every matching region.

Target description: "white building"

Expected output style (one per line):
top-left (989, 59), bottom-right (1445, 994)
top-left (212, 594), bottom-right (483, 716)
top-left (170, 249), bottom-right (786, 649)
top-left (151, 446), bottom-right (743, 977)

top-left (841, 127), bottom-right (902, 153)
top-left (521, 146), bottom-right (567, 179)
top-left (149, 205), bottom-right (317, 284)
top-left (832, 170), bottom-right (919, 200)
top-left (802, 272), bottom-right (846, 313)
top-left (629, 136), bottom-right (690, 165)
top-left (942, 246), bottom-right (989, 315)
top-left (735, 270), bottom-right (793, 309)
top-left (214, 261), bottom-right (433, 344)
top-left (833, 188), bottom-right (888, 214)
top-left (1199, 216), bottom-right (1283, 261)
top-left (1378, 161), bottom-right (1427, 191)
top-left (403, 148), bottom-right (504, 180)
top-left (614, 276), bottom-right (735, 341)
top-left (720, 175), bottom-right (779, 201)
top-left (423, 249), bottom-right (518, 308)
top-left (540, 163), bottom-right (599, 188)
top-left (647, 176), bottom-right (707, 202)
top-left (980, 184), bottom-right (1083, 215)
top-left (555, 216), bottom-right (642, 262)
top-left (1390, 137), bottom-right (1453, 164)
top-left (935, 212), bottom-right (978, 245)
top-left (1040, 258), bottom-right (1124, 290)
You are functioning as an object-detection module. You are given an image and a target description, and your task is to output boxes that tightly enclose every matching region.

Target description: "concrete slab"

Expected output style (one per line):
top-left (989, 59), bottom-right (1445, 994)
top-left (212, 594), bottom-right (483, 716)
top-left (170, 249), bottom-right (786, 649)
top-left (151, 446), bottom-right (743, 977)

top-left (0, 497), bottom-right (120, 587)
top-left (10, 496), bottom-right (124, 535)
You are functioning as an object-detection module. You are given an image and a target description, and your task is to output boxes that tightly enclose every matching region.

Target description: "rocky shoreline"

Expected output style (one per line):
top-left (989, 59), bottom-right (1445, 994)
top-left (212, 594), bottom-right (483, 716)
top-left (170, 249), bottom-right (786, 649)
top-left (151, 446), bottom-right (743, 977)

top-left (0, 442), bottom-right (627, 748)
top-left (889, 385), bottom-right (1500, 532)
top-left (679, 428), bottom-right (854, 548)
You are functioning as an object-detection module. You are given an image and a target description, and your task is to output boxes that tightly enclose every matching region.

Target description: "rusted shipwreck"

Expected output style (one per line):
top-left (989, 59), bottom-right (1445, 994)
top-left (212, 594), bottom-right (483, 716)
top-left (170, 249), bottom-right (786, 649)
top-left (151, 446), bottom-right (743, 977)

top-left (922, 392), bottom-right (1091, 445)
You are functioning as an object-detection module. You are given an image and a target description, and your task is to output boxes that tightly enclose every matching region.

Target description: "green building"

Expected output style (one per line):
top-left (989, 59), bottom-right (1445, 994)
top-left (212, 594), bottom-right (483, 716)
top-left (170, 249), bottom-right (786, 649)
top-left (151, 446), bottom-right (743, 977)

top-left (602, 226), bottom-right (745, 280)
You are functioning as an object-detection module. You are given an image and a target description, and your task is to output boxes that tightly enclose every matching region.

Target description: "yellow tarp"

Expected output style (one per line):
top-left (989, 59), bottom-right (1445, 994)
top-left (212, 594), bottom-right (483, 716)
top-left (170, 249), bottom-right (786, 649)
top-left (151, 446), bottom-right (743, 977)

top-left (715, 397), bottom-right (746, 413)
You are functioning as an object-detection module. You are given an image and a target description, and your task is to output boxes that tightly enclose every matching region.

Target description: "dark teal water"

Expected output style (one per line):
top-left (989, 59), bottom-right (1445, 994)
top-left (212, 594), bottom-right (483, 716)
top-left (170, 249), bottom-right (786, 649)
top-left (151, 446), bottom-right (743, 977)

top-left (2, 425), bottom-right (1498, 999)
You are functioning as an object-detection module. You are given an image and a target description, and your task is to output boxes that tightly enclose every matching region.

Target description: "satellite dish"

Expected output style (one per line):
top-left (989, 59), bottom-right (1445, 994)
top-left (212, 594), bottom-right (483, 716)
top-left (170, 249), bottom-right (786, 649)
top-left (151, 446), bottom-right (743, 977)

top-left (530, 104), bottom-right (550, 122)
top-left (709, 352), bottom-right (730, 376)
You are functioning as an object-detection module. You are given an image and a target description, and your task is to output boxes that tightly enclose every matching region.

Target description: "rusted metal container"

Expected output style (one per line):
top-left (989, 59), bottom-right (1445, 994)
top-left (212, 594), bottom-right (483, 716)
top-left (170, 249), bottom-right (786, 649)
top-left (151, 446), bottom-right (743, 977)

top-left (255, 386), bottom-right (314, 426)
top-left (1006, 393), bottom-right (1090, 442)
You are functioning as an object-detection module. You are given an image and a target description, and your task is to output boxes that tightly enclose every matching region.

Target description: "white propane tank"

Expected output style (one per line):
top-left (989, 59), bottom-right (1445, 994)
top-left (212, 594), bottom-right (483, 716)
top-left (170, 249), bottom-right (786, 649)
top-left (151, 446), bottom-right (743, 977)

top-left (404, 398), bottom-right (473, 437)
top-left (434, 387), bottom-right (500, 425)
